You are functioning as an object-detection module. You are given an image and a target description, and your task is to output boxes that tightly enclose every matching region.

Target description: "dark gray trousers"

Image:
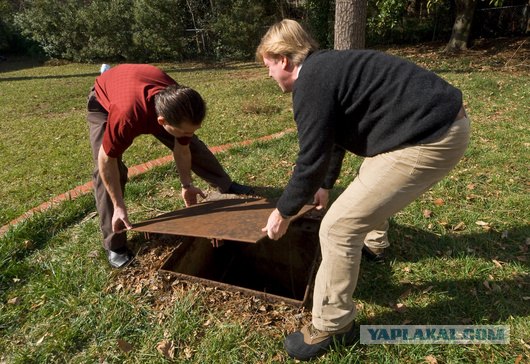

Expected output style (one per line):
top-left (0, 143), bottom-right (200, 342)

top-left (87, 91), bottom-right (232, 250)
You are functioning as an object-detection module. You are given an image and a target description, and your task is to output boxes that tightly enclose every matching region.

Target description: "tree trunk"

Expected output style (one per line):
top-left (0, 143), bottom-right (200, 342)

top-left (185, 0), bottom-right (204, 54)
top-left (445, 0), bottom-right (477, 53)
top-left (334, 0), bottom-right (367, 49)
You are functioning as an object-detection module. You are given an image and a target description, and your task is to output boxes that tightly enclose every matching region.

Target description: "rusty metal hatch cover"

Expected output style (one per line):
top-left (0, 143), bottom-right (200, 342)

top-left (132, 197), bottom-right (321, 307)
top-left (132, 197), bottom-right (315, 243)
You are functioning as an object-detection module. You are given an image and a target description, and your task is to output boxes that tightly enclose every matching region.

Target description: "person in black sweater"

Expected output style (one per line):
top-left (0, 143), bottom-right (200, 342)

top-left (257, 19), bottom-right (471, 360)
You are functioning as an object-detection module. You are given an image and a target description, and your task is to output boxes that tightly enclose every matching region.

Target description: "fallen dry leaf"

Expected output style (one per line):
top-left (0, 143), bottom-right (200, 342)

top-left (184, 346), bottom-right (194, 359)
top-left (391, 302), bottom-right (407, 313)
top-left (7, 297), bottom-right (20, 305)
top-left (466, 193), bottom-right (479, 200)
top-left (87, 250), bottom-right (99, 258)
top-left (492, 259), bottom-right (504, 268)
top-left (30, 300), bottom-right (45, 310)
top-left (35, 334), bottom-right (48, 346)
top-left (433, 198), bottom-right (444, 206)
top-left (452, 221), bottom-right (466, 231)
top-left (424, 354), bottom-right (438, 364)
top-left (117, 339), bottom-right (133, 353)
top-left (422, 286), bottom-right (434, 294)
top-left (156, 339), bottom-right (174, 359)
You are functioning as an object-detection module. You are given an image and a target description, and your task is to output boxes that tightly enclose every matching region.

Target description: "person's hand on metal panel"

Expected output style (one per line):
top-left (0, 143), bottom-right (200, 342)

top-left (262, 208), bottom-right (290, 240)
top-left (112, 206), bottom-right (132, 233)
top-left (313, 188), bottom-right (330, 210)
top-left (181, 185), bottom-right (206, 207)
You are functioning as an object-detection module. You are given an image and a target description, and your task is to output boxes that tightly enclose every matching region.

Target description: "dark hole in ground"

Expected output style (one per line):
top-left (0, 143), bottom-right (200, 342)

top-left (160, 217), bottom-right (321, 306)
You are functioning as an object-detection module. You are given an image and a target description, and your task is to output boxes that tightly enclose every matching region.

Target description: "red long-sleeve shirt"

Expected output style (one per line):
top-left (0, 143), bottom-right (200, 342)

top-left (94, 64), bottom-right (176, 157)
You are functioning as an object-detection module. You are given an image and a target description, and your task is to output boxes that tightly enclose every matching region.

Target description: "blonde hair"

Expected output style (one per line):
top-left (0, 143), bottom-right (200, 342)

top-left (256, 19), bottom-right (318, 66)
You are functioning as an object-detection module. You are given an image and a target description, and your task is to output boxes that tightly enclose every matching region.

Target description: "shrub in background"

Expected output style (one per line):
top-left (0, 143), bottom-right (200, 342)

top-left (14, 0), bottom-right (88, 60)
top-left (305, 0), bottom-right (334, 49)
top-left (131, 0), bottom-right (191, 62)
top-left (14, 0), bottom-right (193, 62)
top-left (366, 0), bottom-right (454, 45)
top-left (8, 0), bottom-right (494, 62)
top-left (208, 0), bottom-right (271, 60)
top-left (78, 0), bottom-right (134, 62)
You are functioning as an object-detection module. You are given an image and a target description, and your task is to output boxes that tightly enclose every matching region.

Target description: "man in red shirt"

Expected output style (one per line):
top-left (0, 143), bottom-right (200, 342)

top-left (87, 64), bottom-right (252, 268)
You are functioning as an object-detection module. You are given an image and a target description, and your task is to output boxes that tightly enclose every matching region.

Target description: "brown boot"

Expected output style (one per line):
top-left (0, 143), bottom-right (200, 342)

top-left (284, 321), bottom-right (357, 361)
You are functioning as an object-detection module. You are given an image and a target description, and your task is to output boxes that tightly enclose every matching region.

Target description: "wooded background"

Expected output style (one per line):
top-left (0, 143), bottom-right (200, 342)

top-left (0, 0), bottom-right (528, 62)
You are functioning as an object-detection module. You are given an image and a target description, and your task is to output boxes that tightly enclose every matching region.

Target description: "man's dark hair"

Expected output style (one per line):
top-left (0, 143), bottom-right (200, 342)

top-left (154, 84), bottom-right (206, 126)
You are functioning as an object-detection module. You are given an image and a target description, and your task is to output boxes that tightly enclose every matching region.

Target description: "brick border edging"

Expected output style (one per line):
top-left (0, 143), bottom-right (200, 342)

top-left (0, 128), bottom-right (295, 236)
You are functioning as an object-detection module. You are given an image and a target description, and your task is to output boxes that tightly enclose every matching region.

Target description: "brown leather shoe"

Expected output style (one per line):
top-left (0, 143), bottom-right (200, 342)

top-left (284, 321), bottom-right (356, 361)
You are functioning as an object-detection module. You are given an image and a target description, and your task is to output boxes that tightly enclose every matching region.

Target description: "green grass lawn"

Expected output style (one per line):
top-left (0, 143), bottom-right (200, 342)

top-left (0, 59), bottom-right (293, 226)
top-left (0, 39), bottom-right (529, 363)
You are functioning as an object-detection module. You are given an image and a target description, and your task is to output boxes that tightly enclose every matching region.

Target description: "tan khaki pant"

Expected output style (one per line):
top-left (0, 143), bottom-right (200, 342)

top-left (312, 116), bottom-right (471, 331)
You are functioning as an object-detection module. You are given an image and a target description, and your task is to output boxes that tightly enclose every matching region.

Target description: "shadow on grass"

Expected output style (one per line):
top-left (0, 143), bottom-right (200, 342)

top-left (0, 71), bottom-right (100, 82)
top-left (161, 62), bottom-right (259, 74)
top-left (0, 56), bottom-right (44, 73)
top-left (0, 61), bottom-right (259, 81)
top-left (355, 222), bottom-right (530, 325)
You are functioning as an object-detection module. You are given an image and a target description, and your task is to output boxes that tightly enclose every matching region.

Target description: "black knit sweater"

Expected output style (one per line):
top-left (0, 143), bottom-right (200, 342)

top-left (276, 49), bottom-right (463, 217)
